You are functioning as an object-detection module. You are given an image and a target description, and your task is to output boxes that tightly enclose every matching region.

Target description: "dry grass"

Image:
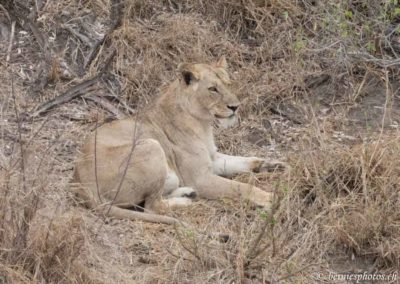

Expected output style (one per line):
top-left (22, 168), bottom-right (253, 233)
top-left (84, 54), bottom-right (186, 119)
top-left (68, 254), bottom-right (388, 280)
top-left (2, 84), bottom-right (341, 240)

top-left (1, 0), bottom-right (400, 283)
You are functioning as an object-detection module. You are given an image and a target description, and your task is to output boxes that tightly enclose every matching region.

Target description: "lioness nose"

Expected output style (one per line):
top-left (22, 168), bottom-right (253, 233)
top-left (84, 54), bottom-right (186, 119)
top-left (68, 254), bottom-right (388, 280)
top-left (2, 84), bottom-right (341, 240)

top-left (227, 105), bottom-right (239, 112)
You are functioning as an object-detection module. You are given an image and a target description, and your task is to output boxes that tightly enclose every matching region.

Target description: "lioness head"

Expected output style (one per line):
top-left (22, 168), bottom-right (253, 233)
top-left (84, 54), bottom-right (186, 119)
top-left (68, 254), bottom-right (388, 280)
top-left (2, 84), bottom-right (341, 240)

top-left (178, 56), bottom-right (240, 128)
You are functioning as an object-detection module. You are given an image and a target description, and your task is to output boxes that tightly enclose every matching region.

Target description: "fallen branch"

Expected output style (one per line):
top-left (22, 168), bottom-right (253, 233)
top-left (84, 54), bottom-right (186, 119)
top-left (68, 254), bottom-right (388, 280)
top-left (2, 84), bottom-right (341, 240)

top-left (31, 50), bottom-right (116, 117)
top-left (6, 21), bottom-right (15, 64)
top-left (348, 51), bottom-right (400, 68)
top-left (31, 75), bottom-right (102, 117)
top-left (84, 95), bottom-right (127, 119)
top-left (61, 23), bottom-right (94, 47)
top-left (108, 92), bottom-right (136, 115)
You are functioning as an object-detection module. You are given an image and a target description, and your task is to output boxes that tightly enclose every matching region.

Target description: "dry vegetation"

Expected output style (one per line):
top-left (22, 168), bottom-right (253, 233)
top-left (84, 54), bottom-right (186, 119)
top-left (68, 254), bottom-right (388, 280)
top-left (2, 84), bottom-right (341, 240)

top-left (1, 0), bottom-right (400, 283)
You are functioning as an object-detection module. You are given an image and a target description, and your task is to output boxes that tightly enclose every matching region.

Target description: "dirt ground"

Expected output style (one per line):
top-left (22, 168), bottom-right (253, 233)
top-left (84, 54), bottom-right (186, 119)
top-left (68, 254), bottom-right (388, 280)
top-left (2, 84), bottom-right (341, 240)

top-left (1, 1), bottom-right (400, 283)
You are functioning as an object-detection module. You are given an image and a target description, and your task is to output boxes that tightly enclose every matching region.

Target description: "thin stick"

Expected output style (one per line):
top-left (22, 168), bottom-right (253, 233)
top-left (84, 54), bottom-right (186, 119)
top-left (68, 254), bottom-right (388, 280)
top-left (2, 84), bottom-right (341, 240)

top-left (11, 70), bottom-right (26, 194)
top-left (10, 61), bottom-right (36, 262)
top-left (84, 0), bottom-right (124, 69)
top-left (175, 227), bottom-right (202, 262)
top-left (61, 24), bottom-right (94, 47)
top-left (105, 110), bottom-right (140, 216)
top-left (31, 74), bottom-right (102, 117)
top-left (245, 196), bottom-right (281, 265)
top-left (31, 49), bottom-right (116, 117)
top-left (85, 95), bottom-right (126, 119)
top-left (6, 21), bottom-right (16, 64)
top-left (165, 247), bottom-right (193, 262)
top-left (94, 112), bottom-right (102, 204)
top-left (0, 5), bottom-right (11, 23)
top-left (245, 217), bottom-right (270, 263)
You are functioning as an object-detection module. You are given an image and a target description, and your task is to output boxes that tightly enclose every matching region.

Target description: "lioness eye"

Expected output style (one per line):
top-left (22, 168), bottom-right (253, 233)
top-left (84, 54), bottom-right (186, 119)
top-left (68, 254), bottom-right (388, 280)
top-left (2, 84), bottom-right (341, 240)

top-left (208, 86), bottom-right (218, 93)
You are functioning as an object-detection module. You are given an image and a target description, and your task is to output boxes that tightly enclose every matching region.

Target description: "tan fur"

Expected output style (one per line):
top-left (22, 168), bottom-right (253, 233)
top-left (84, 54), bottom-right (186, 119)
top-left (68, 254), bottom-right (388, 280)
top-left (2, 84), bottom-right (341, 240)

top-left (71, 57), bottom-right (285, 224)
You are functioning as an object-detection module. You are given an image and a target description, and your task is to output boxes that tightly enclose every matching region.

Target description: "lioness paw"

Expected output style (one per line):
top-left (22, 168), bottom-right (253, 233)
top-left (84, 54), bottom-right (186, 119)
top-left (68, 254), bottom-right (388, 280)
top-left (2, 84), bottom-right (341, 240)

top-left (250, 195), bottom-right (273, 211)
top-left (251, 159), bottom-right (287, 173)
top-left (164, 197), bottom-right (193, 207)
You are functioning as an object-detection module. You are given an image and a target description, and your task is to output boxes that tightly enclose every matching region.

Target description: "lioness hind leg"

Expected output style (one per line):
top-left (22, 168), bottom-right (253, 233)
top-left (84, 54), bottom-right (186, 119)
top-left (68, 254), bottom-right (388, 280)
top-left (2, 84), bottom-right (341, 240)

top-left (86, 138), bottom-right (170, 218)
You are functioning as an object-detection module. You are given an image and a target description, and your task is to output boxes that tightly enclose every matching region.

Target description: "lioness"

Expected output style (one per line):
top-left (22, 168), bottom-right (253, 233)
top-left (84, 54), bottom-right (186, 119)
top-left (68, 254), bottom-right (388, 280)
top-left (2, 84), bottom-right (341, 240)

top-left (72, 57), bottom-right (284, 225)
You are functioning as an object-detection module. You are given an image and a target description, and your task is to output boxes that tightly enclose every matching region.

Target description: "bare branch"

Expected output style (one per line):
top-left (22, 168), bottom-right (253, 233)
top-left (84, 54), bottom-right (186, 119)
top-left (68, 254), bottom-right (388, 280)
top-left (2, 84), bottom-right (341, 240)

top-left (6, 21), bottom-right (15, 64)
top-left (31, 50), bottom-right (116, 117)
top-left (85, 95), bottom-right (127, 119)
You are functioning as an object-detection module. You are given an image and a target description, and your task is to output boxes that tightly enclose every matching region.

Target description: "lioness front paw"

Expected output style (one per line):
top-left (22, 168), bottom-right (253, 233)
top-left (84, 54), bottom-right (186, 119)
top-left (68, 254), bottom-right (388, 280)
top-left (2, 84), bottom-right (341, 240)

top-left (249, 194), bottom-right (273, 211)
top-left (253, 201), bottom-right (272, 211)
top-left (251, 159), bottom-right (287, 173)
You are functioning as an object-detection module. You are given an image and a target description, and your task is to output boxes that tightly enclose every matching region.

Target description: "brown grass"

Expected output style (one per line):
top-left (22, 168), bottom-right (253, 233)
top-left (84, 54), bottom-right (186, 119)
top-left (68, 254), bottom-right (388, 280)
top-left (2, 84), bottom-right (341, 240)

top-left (1, 0), bottom-right (400, 283)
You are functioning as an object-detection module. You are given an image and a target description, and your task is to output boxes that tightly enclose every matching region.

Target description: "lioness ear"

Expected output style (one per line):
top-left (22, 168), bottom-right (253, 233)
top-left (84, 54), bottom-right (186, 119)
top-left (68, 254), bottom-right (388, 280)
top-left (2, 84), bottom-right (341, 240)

top-left (215, 55), bottom-right (228, 70)
top-left (177, 63), bottom-right (200, 85)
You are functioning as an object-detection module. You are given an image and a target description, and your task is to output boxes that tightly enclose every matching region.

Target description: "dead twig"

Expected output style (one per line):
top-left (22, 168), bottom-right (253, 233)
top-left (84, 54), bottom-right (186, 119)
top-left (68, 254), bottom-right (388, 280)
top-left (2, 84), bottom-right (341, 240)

top-left (61, 24), bottom-right (94, 47)
top-left (84, 95), bottom-right (127, 119)
top-left (25, 17), bottom-right (51, 62)
top-left (165, 247), bottom-right (193, 262)
top-left (174, 227), bottom-right (203, 262)
top-left (245, 196), bottom-right (281, 266)
top-left (91, 108), bottom-right (142, 236)
top-left (348, 52), bottom-right (400, 68)
top-left (10, 66), bottom-right (26, 195)
top-left (0, 4), bottom-right (11, 23)
top-left (31, 50), bottom-right (116, 117)
top-left (104, 85), bottom-right (136, 115)
top-left (105, 110), bottom-right (140, 217)
top-left (31, 75), bottom-right (102, 117)
top-left (9, 63), bottom-right (40, 263)
top-left (84, 0), bottom-right (125, 69)
top-left (6, 21), bottom-right (15, 64)
top-left (94, 112), bottom-right (103, 205)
